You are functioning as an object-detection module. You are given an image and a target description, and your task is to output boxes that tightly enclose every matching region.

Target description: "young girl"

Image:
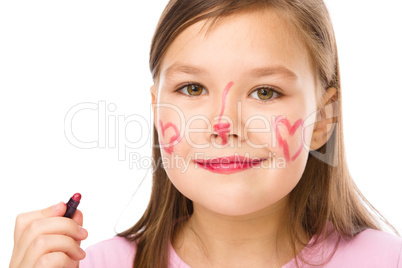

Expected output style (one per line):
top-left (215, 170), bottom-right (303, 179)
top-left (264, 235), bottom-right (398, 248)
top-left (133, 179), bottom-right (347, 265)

top-left (10, 0), bottom-right (402, 267)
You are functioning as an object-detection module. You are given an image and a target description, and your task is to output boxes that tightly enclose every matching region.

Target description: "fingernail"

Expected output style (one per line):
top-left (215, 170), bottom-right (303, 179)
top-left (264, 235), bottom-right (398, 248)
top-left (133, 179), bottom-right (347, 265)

top-left (78, 226), bottom-right (87, 235)
top-left (79, 247), bottom-right (86, 257)
top-left (52, 202), bottom-right (63, 211)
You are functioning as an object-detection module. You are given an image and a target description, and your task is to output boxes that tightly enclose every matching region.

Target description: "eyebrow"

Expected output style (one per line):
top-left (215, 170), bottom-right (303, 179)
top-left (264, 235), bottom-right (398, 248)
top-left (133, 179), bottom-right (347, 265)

top-left (245, 66), bottom-right (298, 81)
top-left (163, 63), bottom-right (209, 79)
top-left (162, 63), bottom-right (298, 81)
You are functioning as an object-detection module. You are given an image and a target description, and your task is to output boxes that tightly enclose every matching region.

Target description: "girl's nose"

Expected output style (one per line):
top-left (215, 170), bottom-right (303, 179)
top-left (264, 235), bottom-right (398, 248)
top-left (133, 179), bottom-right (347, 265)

top-left (211, 129), bottom-right (240, 144)
top-left (211, 115), bottom-right (241, 145)
top-left (209, 82), bottom-right (242, 145)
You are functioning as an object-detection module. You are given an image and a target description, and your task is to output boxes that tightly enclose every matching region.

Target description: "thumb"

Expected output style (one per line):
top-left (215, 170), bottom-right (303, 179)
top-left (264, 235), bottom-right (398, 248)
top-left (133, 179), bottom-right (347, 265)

top-left (71, 209), bottom-right (84, 227)
top-left (50, 201), bottom-right (68, 217)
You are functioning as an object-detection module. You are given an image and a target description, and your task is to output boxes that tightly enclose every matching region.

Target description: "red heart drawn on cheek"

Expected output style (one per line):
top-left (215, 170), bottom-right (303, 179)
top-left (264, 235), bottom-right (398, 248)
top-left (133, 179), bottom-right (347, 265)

top-left (275, 118), bottom-right (305, 162)
top-left (158, 120), bottom-right (181, 155)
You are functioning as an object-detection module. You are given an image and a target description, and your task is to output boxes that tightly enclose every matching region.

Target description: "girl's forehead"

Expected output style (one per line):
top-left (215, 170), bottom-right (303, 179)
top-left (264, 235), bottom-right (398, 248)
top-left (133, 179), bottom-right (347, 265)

top-left (158, 9), bottom-right (313, 86)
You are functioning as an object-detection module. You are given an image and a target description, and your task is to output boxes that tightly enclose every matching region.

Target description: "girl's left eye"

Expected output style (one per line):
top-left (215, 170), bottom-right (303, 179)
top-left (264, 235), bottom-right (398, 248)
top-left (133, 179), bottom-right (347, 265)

top-left (176, 83), bottom-right (207, 97)
top-left (249, 86), bottom-right (281, 101)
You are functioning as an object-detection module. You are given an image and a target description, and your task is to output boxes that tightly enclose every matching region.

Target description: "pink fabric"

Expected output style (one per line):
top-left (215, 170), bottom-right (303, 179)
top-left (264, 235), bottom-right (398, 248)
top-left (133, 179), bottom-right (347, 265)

top-left (80, 228), bottom-right (402, 267)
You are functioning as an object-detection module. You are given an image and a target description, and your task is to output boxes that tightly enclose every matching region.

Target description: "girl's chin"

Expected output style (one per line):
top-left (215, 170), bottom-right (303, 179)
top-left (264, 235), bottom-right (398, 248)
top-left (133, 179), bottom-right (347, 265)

top-left (188, 191), bottom-right (290, 217)
top-left (193, 202), bottom-right (285, 218)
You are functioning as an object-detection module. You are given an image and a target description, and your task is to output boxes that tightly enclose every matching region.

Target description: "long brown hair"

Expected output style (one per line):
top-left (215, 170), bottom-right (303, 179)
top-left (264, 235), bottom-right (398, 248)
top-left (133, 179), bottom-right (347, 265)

top-left (118, 1), bottom-right (397, 267)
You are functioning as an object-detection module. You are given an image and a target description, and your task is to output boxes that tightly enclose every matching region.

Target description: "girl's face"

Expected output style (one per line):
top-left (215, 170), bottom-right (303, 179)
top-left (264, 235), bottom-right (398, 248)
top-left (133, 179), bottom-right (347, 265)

top-left (152, 9), bottom-right (318, 216)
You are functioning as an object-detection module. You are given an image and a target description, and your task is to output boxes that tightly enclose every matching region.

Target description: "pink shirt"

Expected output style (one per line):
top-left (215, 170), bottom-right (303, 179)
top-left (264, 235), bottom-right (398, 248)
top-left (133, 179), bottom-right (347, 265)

top-left (80, 228), bottom-right (402, 267)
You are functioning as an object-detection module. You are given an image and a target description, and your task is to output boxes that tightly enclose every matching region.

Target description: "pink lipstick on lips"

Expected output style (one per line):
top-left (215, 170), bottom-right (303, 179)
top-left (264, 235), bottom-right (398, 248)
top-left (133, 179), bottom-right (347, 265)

top-left (194, 155), bottom-right (266, 174)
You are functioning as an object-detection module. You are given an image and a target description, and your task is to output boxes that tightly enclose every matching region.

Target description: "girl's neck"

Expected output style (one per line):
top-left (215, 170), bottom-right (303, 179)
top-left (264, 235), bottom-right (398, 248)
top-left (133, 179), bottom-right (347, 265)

top-left (172, 196), bottom-right (309, 267)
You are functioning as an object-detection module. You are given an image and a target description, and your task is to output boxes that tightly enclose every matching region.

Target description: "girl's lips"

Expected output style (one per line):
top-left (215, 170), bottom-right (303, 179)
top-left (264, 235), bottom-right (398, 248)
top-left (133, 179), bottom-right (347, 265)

top-left (194, 156), bottom-right (267, 174)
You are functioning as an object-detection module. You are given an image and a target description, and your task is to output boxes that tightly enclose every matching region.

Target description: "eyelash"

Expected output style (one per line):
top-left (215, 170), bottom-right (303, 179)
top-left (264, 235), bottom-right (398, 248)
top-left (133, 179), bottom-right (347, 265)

top-left (175, 83), bottom-right (207, 99)
top-left (249, 86), bottom-right (282, 103)
top-left (175, 83), bottom-right (283, 102)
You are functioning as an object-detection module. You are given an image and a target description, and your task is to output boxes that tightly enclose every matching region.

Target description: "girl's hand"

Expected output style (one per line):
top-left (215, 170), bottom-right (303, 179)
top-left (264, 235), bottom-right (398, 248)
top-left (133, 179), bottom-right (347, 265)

top-left (9, 202), bottom-right (88, 268)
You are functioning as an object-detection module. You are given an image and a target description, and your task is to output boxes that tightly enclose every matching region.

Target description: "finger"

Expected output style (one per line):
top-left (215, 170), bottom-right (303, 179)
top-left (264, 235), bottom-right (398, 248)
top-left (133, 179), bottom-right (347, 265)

top-left (14, 202), bottom-right (67, 243)
top-left (71, 209), bottom-right (85, 246)
top-left (14, 217), bottom-right (87, 264)
top-left (34, 252), bottom-right (77, 268)
top-left (12, 202), bottom-right (67, 265)
top-left (22, 234), bottom-right (85, 266)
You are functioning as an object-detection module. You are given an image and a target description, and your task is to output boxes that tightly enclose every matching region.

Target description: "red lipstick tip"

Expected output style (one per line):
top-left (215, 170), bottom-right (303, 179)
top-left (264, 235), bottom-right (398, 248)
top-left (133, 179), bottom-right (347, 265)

top-left (72, 193), bottom-right (81, 202)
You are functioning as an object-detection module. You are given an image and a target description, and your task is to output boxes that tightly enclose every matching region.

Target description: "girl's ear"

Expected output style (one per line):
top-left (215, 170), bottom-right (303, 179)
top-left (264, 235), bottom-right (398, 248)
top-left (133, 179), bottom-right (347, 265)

top-left (309, 87), bottom-right (338, 151)
top-left (150, 85), bottom-right (158, 129)
top-left (150, 85), bottom-right (157, 104)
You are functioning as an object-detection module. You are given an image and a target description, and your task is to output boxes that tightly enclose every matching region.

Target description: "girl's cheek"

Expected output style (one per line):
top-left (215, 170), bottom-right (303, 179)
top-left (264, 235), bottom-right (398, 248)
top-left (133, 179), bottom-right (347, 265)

top-left (158, 119), bottom-right (182, 155)
top-left (246, 115), bottom-right (308, 164)
top-left (243, 114), bottom-right (274, 149)
top-left (274, 116), bottom-right (307, 163)
top-left (156, 105), bottom-right (185, 156)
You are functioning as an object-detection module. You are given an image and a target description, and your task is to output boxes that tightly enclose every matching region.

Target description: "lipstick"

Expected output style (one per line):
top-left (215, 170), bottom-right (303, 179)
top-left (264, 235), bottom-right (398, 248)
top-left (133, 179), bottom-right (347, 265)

top-left (63, 193), bottom-right (81, 218)
top-left (194, 155), bottom-right (266, 174)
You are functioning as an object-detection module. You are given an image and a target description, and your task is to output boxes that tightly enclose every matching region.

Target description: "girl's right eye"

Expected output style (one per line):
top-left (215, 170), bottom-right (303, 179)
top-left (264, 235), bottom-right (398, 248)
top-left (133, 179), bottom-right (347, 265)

top-left (176, 83), bottom-right (207, 97)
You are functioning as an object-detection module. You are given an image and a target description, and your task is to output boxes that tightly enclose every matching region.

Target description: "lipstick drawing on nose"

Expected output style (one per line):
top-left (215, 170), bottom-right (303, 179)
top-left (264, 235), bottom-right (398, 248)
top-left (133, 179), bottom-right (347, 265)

top-left (213, 82), bottom-right (234, 145)
top-left (214, 123), bottom-right (231, 144)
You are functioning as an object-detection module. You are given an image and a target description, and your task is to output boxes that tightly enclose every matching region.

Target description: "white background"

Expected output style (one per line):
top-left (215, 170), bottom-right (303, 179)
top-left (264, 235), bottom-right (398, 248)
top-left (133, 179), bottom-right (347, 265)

top-left (1, 0), bottom-right (401, 266)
